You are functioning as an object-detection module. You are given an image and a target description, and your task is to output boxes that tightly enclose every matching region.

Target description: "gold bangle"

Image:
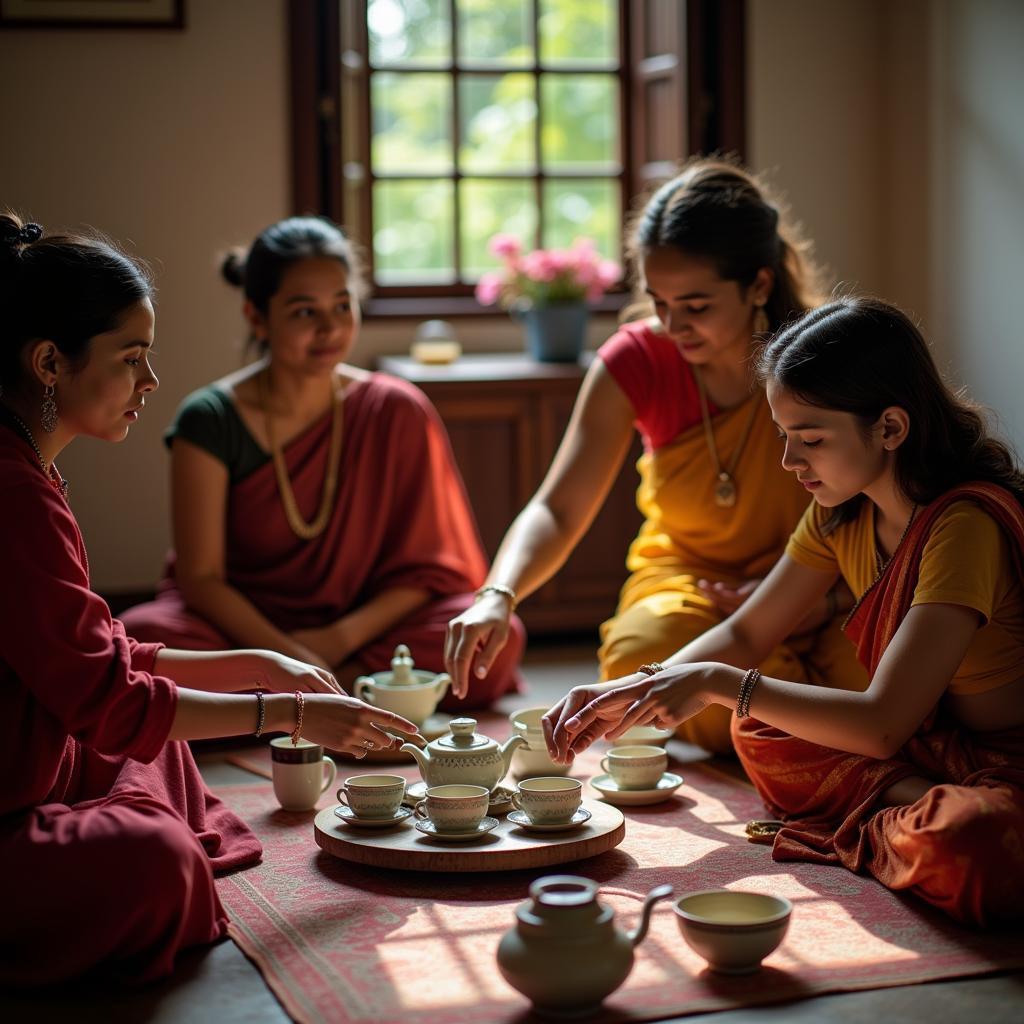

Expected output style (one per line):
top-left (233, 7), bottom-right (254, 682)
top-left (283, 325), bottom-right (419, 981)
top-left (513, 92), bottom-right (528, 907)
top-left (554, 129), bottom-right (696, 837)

top-left (736, 668), bottom-right (761, 719)
top-left (254, 691), bottom-right (266, 738)
top-left (475, 583), bottom-right (518, 611)
top-left (636, 662), bottom-right (665, 677)
top-left (291, 691), bottom-right (304, 746)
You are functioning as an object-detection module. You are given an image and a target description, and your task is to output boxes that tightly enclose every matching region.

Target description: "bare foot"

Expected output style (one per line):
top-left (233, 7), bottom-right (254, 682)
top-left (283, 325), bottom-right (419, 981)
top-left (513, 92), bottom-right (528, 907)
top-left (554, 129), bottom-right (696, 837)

top-left (878, 775), bottom-right (933, 808)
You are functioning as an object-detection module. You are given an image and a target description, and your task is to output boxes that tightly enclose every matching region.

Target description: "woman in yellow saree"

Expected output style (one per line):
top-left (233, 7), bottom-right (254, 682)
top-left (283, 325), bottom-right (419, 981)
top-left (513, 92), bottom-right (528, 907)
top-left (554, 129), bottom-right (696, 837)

top-left (445, 159), bottom-right (866, 754)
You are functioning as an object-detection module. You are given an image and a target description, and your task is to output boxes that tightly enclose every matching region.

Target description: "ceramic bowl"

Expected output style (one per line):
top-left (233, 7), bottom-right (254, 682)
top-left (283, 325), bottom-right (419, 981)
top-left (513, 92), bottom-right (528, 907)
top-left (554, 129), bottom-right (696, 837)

top-left (672, 890), bottom-right (791, 974)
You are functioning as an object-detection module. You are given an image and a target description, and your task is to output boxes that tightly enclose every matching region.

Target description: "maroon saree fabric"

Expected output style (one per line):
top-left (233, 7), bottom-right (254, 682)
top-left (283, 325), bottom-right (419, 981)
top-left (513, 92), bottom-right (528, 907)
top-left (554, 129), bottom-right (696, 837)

top-left (733, 484), bottom-right (1024, 924)
top-left (122, 375), bottom-right (522, 704)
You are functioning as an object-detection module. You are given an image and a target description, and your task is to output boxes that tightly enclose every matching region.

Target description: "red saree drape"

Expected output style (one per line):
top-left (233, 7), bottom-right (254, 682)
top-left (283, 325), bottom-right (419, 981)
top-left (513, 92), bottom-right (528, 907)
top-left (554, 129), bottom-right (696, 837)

top-left (122, 375), bottom-right (522, 706)
top-left (733, 483), bottom-right (1024, 925)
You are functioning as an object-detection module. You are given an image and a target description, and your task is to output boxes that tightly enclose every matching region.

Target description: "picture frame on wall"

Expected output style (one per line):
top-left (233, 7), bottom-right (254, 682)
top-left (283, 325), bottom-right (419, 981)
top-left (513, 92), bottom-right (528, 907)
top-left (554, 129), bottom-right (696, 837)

top-left (0, 0), bottom-right (185, 29)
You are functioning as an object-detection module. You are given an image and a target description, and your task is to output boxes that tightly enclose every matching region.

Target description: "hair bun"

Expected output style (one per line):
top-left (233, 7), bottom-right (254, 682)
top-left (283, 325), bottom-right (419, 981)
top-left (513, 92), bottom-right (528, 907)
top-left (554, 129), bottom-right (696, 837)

top-left (0, 214), bottom-right (43, 258)
top-left (19, 223), bottom-right (43, 244)
top-left (220, 247), bottom-right (247, 287)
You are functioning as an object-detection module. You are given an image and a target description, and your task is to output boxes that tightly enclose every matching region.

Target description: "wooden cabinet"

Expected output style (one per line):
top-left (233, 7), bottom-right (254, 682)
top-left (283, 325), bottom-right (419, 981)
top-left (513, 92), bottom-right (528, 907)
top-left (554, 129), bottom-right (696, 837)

top-left (377, 354), bottom-right (643, 636)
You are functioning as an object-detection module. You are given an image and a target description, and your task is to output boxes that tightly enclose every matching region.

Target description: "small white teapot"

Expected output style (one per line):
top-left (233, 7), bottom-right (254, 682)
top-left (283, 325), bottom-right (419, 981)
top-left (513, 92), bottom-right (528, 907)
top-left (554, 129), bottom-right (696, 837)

top-left (401, 717), bottom-right (526, 791)
top-left (497, 875), bottom-right (674, 1017)
top-left (354, 644), bottom-right (450, 726)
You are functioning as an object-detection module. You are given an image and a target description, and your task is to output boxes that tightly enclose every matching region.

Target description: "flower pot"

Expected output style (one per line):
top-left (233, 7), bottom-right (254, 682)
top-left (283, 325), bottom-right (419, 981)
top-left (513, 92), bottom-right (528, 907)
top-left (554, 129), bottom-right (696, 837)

top-left (518, 302), bottom-right (588, 363)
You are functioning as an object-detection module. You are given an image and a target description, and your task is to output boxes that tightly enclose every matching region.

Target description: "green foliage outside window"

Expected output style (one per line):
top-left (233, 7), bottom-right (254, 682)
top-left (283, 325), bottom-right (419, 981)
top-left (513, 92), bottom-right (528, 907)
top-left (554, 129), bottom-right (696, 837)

top-left (366, 0), bottom-right (622, 289)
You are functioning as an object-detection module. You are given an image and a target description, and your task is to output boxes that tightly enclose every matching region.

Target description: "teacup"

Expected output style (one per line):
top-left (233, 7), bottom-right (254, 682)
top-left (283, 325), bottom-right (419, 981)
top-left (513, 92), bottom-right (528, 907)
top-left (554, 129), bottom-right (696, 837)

top-left (512, 777), bottom-right (583, 824)
top-left (509, 707), bottom-right (568, 779)
top-left (353, 672), bottom-right (450, 726)
top-left (271, 737), bottom-right (337, 811)
top-left (673, 890), bottom-right (792, 974)
top-left (336, 773), bottom-right (407, 819)
top-left (600, 745), bottom-right (667, 790)
top-left (414, 784), bottom-right (489, 833)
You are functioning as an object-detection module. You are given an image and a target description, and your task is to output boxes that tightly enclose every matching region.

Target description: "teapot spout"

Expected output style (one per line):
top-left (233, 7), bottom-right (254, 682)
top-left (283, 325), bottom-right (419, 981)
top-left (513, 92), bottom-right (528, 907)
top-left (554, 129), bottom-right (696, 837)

top-left (401, 743), bottom-right (429, 780)
top-left (498, 732), bottom-right (528, 779)
top-left (627, 884), bottom-right (674, 947)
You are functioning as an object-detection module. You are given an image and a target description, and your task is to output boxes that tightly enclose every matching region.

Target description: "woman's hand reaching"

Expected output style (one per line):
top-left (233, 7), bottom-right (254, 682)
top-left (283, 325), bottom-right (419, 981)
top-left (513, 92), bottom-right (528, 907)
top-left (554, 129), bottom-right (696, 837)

top-left (444, 593), bottom-right (514, 700)
top-left (299, 693), bottom-right (422, 759)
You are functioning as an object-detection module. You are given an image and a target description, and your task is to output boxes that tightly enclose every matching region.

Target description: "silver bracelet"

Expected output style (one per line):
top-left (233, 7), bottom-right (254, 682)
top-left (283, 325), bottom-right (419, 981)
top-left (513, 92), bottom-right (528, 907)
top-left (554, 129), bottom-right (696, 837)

top-left (475, 583), bottom-right (518, 611)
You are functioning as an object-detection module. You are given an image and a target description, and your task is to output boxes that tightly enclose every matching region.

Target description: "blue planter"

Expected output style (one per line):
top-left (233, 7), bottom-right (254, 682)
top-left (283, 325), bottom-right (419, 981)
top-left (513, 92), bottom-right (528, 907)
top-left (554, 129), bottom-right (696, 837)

top-left (518, 302), bottom-right (589, 363)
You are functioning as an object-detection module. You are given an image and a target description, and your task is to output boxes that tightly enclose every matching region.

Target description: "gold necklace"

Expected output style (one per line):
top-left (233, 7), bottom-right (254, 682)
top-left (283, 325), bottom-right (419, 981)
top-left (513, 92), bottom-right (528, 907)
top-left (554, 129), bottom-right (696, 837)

top-left (1, 404), bottom-right (68, 499)
top-left (693, 368), bottom-right (762, 508)
top-left (843, 502), bottom-right (918, 629)
top-left (259, 370), bottom-right (344, 541)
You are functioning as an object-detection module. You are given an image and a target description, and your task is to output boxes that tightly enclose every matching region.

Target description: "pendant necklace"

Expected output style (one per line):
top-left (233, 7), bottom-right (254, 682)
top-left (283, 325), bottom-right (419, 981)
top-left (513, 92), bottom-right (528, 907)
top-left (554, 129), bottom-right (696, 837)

top-left (694, 367), bottom-right (762, 508)
top-left (259, 369), bottom-right (344, 541)
top-left (842, 502), bottom-right (918, 629)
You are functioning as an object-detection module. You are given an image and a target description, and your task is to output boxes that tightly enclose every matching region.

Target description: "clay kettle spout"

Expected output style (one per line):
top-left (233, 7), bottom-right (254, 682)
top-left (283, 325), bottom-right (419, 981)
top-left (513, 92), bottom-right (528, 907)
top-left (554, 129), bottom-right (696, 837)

top-left (628, 884), bottom-right (674, 947)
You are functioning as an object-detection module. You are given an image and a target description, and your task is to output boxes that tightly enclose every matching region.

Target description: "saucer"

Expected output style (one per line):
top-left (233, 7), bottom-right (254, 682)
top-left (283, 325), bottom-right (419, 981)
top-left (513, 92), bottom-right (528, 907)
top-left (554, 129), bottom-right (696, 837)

top-left (590, 772), bottom-right (684, 806)
top-left (334, 805), bottom-right (413, 828)
top-left (507, 807), bottom-right (592, 833)
top-left (404, 782), bottom-right (515, 815)
top-left (414, 815), bottom-right (499, 842)
top-left (419, 712), bottom-right (453, 740)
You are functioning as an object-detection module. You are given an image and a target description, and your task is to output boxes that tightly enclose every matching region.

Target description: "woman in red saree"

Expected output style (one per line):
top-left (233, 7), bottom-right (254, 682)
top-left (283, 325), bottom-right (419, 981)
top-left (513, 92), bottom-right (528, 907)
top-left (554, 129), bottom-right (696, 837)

top-left (544, 298), bottom-right (1024, 926)
top-left (0, 215), bottom-right (419, 985)
top-left (121, 217), bottom-right (522, 706)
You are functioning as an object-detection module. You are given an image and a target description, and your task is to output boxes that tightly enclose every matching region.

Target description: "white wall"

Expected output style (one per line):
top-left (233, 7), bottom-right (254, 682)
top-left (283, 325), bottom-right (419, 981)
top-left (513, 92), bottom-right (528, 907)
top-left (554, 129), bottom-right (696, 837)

top-left (928, 0), bottom-right (1024, 450)
top-left (0, 0), bottom-right (290, 591)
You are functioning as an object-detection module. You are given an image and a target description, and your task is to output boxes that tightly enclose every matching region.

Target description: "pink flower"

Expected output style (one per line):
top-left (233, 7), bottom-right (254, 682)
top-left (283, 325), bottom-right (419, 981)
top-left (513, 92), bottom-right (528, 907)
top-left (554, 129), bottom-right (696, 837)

top-left (475, 272), bottom-right (504, 306)
top-left (488, 234), bottom-right (522, 261)
top-left (522, 249), bottom-right (559, 282)
top-left (597, 259), bottom-right (621, 288)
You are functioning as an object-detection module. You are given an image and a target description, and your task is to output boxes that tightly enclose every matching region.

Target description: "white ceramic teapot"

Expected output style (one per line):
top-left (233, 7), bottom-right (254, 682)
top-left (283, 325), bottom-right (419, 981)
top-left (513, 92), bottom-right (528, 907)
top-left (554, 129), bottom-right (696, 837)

top-left (354, 644), bottom-right (451, 726)
top-left (497, 875), bottom-right (674, 1017)
top-left (401, 717), bottom-right (526, 791)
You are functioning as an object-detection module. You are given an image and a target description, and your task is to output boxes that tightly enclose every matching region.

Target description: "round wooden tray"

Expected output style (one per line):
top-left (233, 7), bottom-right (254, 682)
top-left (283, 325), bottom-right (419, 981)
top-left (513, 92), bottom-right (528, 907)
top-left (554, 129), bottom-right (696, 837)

top-left (314, 800), bottom-right (625, 872)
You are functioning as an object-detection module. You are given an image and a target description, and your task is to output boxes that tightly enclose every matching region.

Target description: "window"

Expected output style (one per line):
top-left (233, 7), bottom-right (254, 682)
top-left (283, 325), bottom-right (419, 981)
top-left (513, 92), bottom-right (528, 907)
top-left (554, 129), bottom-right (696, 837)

top-left (290, 0), bottom-right (746, 313)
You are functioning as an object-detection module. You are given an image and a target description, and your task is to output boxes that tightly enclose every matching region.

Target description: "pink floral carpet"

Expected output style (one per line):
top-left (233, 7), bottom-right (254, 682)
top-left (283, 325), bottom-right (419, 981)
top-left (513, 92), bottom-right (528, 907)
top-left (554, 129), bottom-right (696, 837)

top-left (213, 747), bottom-right (1024, 1024)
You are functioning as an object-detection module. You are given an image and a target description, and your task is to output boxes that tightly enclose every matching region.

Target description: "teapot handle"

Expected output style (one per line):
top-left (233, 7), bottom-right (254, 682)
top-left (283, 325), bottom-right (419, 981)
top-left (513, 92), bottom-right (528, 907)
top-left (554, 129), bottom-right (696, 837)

top-left (354, 677), bottom-right (375, 704)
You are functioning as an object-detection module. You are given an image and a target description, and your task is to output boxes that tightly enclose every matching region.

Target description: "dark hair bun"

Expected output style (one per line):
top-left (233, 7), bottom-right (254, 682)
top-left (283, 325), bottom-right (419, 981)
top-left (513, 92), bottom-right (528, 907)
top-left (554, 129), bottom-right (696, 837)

top-left (220, 248), bottom-right (247, 288)
top-left (0, 213), bottom-right (43, 258)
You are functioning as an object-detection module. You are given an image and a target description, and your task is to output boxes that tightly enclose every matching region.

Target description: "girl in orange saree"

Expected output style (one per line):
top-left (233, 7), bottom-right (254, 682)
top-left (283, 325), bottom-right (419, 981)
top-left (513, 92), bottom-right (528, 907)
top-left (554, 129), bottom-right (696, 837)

top-left (545, 298), bottom-right (1024, 925)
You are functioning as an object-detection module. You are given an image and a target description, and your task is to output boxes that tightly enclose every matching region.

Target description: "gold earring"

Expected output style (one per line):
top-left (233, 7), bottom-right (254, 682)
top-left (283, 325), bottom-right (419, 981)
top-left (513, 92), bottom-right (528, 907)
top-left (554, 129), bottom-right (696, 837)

top-left (753, 303), bottom-right (769, 337)
top-left (41, 384), bottom-right (58, 433)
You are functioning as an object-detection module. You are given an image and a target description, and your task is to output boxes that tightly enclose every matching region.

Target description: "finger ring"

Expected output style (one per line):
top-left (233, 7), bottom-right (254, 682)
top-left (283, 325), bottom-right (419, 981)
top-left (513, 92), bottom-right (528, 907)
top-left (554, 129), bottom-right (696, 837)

top-left (361, 739), bottom-right (374, 749)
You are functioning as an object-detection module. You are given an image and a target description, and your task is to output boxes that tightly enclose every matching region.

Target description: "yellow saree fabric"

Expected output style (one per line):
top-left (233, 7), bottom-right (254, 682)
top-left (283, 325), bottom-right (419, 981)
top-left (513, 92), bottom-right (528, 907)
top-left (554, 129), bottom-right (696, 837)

top-left (599, 392), bottom-right (868, 754)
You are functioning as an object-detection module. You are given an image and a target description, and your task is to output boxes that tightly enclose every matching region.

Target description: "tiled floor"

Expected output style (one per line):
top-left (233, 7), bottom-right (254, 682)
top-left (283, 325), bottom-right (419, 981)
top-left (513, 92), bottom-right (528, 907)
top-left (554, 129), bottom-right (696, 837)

top-left (6, 642), bottom-right (1023, 1023)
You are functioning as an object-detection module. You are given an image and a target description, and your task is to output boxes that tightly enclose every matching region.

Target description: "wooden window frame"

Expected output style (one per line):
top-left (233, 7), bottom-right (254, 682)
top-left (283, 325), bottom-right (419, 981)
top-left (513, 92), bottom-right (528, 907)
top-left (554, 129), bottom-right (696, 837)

top-left (289, 0), bottom-right (745, 319)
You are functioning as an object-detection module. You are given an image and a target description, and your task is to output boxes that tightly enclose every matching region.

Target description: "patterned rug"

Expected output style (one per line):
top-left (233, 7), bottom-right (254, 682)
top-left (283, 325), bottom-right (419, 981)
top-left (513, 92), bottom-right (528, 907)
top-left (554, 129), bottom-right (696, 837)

top-left (213, 749), bottom-right (1024, 1024)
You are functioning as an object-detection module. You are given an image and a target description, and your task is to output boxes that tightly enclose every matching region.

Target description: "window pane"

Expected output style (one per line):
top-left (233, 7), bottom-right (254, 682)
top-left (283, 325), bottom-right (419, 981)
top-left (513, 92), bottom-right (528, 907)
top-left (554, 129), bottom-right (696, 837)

top-left (542, 178), bottom-right (620, 260)
top-left (374, 180), bottom-right (455, 284)
top-left (372, 72), bottom-right (453, 174)
top-left (459, 74), bottom-right (536, 173)
top-left (541, 74), bottom-right (618, 171)
top-left (460, 179), bottom-right (537, 276)
top-left (538, 0), bottom-right (617, 66)
top-left (368, 0), bottom-right (450, 66)
top-left (457, 0), bottom-right (532, 66)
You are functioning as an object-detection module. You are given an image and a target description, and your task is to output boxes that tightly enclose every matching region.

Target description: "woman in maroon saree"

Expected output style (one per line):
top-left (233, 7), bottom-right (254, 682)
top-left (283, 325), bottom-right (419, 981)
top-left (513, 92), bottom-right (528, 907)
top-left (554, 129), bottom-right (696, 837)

top-left (0, 215), bottom-right (420, 985)
top-left (543, 298), bottom-right (1024, 926)
top-left (121, 217), bottom-right (523, 706)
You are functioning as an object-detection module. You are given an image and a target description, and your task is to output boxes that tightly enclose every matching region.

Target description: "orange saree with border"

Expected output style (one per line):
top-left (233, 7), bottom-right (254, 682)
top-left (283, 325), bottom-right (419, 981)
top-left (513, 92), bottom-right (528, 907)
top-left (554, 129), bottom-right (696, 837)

top-left (733, 483), bottom-right (1024, 925)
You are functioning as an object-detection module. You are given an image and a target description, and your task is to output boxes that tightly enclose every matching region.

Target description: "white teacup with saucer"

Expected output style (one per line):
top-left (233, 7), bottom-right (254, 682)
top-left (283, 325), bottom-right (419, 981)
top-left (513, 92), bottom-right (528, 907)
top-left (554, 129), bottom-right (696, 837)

top-left (334, 804), bottom-right (413, 828)
top-left (590, 771), bottom-right (684, 807)
top-left (507, 806), bottom-right (592, 833)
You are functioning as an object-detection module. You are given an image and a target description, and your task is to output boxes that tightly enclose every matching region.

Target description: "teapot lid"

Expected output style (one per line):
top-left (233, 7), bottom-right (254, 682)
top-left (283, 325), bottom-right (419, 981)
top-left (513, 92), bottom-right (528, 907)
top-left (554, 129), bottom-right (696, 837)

top-left (435, 717), bottom-right (491, 750)
top-left (389, 644), bottom-right (416, 686)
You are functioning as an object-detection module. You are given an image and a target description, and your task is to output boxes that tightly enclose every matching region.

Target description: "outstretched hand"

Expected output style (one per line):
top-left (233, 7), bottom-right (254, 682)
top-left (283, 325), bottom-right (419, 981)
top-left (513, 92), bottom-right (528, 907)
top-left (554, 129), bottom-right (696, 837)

top-left (255, 651), bottom-right (345, 696)
top-left (541, 675), bottom-right (658, 764)
top-left (301, 694), bottom-right (422, 759)
top-left (444, 594), bottom-right (514, 700)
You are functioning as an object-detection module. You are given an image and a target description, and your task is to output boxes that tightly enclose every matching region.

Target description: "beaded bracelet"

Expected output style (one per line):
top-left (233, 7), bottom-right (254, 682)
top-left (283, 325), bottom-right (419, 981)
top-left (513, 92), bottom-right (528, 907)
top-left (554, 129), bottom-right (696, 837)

top-left (475, 583), bottom-right (518, 611)
top-left (736, 668), bottom-right (761, 719)
top-left (254, 690), bottom-right (266, 738)
top-left (291, 690), bottom-right (305, 746)
top-left (637, 662), bottom-right (665, 677)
